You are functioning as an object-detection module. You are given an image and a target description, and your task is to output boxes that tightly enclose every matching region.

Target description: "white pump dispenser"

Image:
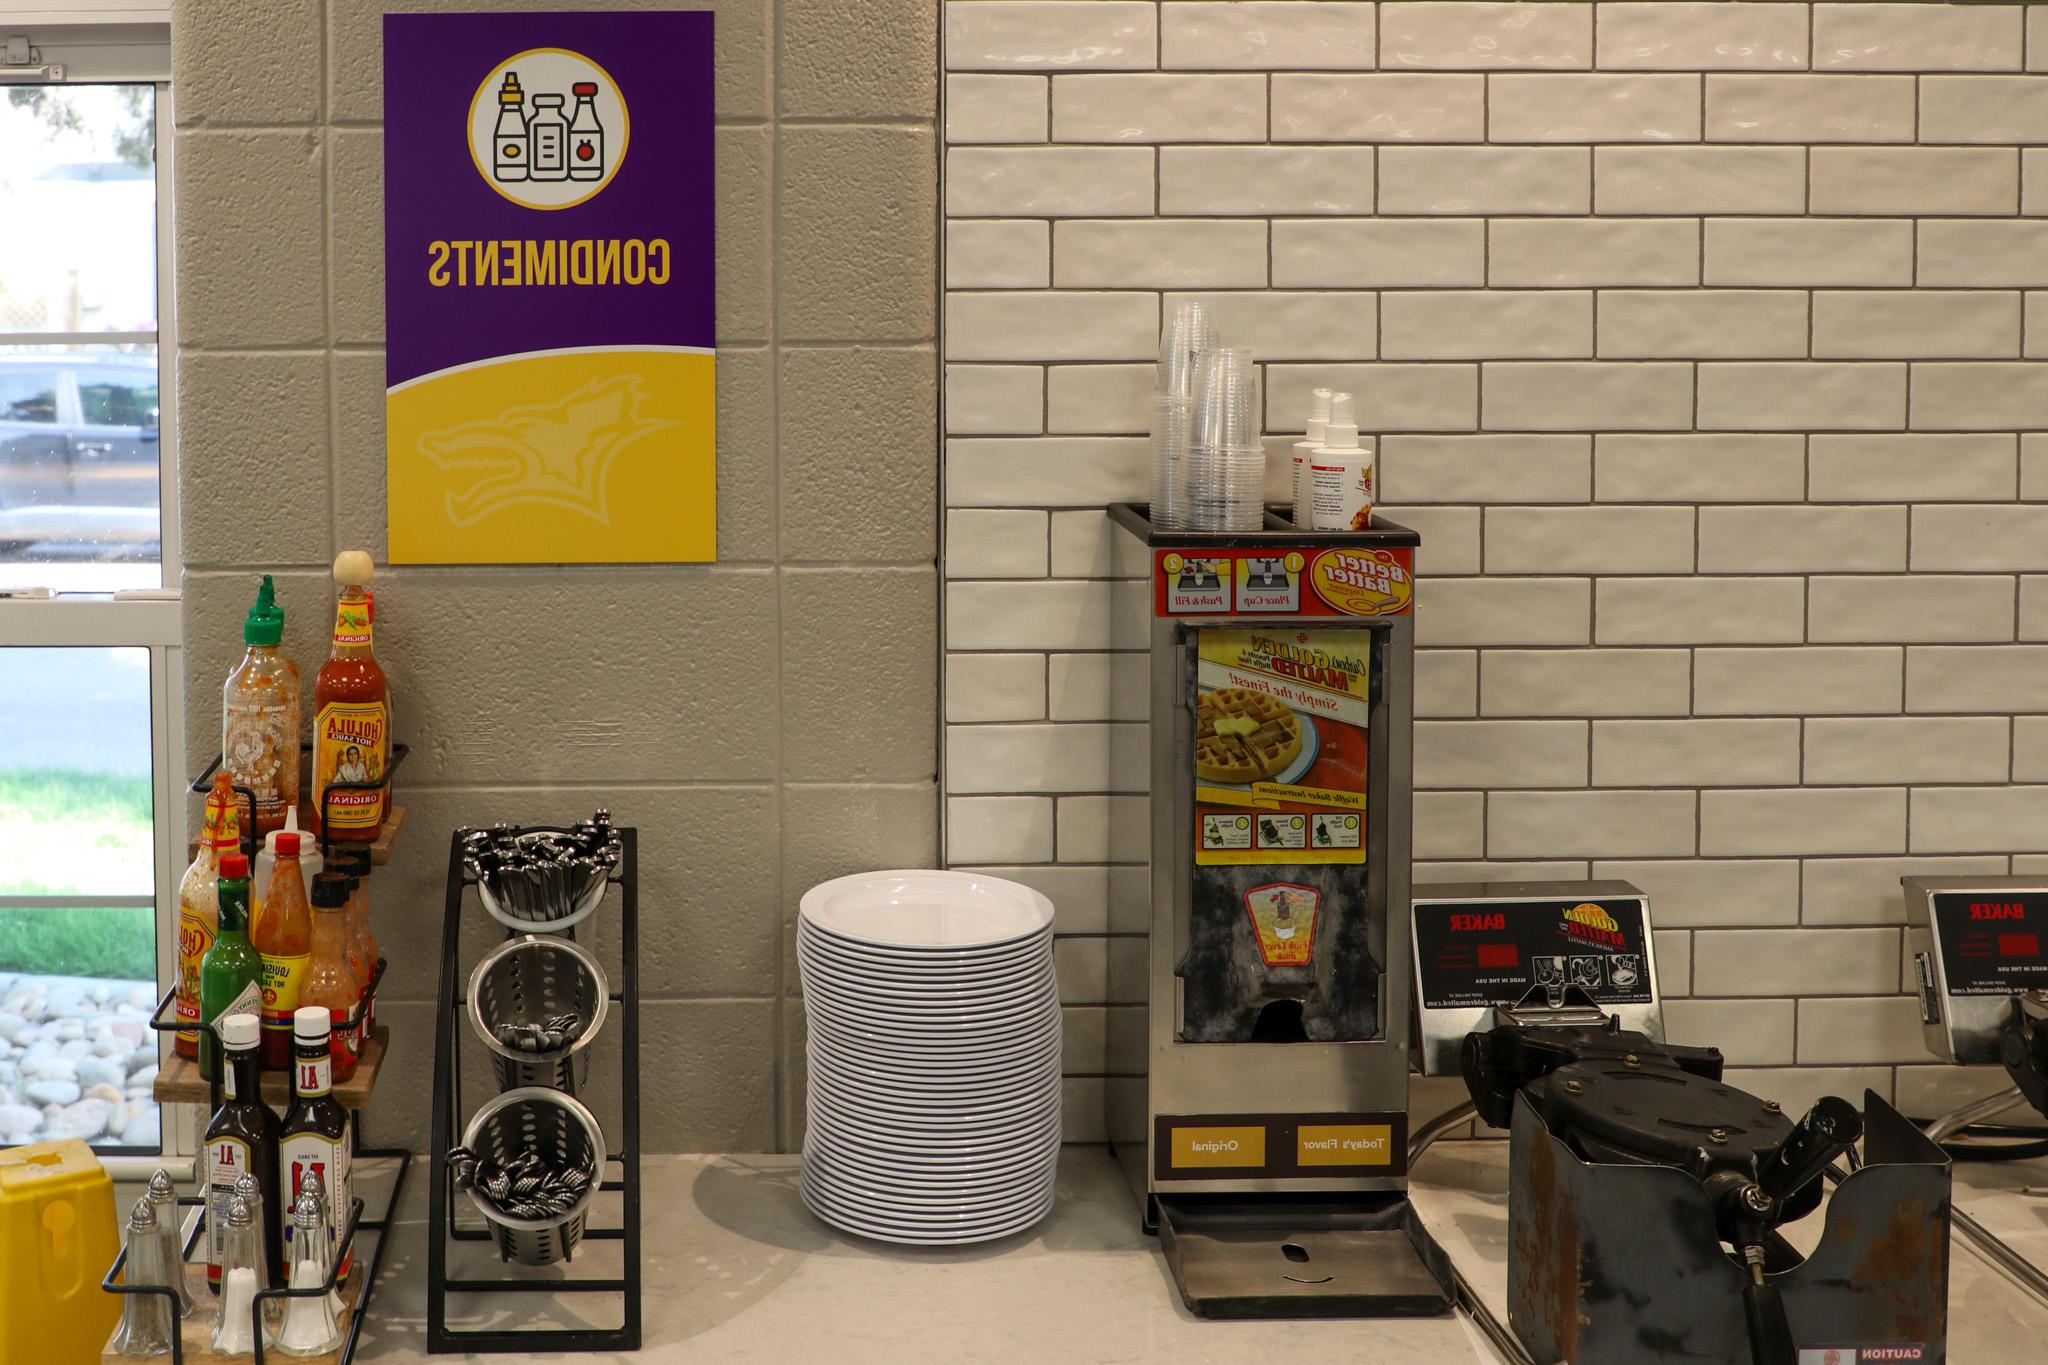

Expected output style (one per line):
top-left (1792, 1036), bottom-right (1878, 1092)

top-left (1304, 391), bottom-right (1375, 531)
top-left (1290, 387), bottom-right (1334, 528)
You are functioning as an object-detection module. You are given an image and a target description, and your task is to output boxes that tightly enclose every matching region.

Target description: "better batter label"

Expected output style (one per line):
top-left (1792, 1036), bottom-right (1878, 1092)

top-left (1193, 628), bottom-right (1370, 868)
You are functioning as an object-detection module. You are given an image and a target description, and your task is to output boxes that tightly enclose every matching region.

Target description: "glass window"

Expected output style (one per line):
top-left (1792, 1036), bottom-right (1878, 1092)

top-left (0, 85), bottom-right (161, 594)
top-left (0, 646), bottom-right (159, 1150)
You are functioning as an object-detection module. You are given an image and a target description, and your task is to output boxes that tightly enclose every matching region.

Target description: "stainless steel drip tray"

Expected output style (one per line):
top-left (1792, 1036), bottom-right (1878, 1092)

top-left (1155, 1194), bottom-right (1455, 1319)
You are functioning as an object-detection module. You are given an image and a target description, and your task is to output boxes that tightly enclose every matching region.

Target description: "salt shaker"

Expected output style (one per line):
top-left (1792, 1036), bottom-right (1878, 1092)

top-left (211, 1194), bottom-right (272, 1357)
top-left (275, 1187), bottom-right (344, 1356)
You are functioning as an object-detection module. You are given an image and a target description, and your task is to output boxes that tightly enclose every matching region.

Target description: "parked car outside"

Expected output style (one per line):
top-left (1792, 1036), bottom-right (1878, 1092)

top-left (0, 352), bottom-right (159, 552)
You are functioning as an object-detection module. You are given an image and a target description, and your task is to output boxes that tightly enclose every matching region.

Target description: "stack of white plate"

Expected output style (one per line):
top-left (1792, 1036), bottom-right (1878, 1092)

top-left (798, 870), bottom-right (1061, 1245)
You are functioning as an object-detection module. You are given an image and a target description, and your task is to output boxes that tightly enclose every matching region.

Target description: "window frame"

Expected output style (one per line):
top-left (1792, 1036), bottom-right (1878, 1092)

top-left (0, 29), bottom-right (190, 1174)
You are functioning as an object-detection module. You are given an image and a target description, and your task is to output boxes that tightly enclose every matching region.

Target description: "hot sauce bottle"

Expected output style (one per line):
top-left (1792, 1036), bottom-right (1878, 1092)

top-left (253, 833), bottom-right (313, 1069)
top-left (280, 1006), bottom-right (353, 1280)
top-left (312, 552), bottom-right (390, 843)
top-left (176, 772), bottom-right (241, 1059)
top-left (199, 854), bottom-right (264, 1083)
top-left (301, 872), bottom-right (362, 1081)
top-left (204, 1013), bottom-right (283, 1291)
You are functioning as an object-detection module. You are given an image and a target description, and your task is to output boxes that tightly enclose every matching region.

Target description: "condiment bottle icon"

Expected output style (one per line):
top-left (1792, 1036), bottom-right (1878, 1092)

top-left (491, 72), bottom-right (527, 183)
top-left (527, 92), bottom-right (568, 181)
top-left (568, 81), bottom-right (604, 181)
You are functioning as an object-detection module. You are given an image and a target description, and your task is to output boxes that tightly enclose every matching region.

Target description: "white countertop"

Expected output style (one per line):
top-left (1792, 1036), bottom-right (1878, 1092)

top-left (346, 1141), bottom-right (2048, 1362)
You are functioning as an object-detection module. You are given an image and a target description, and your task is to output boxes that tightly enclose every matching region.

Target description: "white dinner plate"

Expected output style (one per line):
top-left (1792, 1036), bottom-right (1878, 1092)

top-left (800, 1186), bottom-right (1055, 1245)
top-left (800, 871), bottom-right (1055, 950)
top-left (801, 985), bottom-right (1061, 1030)
top-left (801, 1171), bottom-right (1056, 1228)
top-left (805, 1025), bottom-right (1062, 1069)
top-left (801, 1166), bottom-right (1057, 1218)
top-left (797, 942), bottom-right (1055, 993)
top-left (804, 1134), bottom-right (1061, 1184)
top-left (797, 920), bottom-right (1052, 970)
top-left (804, 1103), bottom-right (1062, 1154)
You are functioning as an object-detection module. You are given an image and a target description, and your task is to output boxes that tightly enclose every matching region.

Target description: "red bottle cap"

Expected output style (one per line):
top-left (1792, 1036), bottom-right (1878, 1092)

top-left (573, 82), bottom-right (598, 96)
top-left (276, 832), bottom-right (300, 856)
top-left (220, 853), bottom-right (250, 878)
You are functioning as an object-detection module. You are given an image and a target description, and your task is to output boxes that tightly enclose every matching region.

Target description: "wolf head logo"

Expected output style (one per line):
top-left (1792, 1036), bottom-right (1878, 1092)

top-left (416, 374), bottom-right (675, 528)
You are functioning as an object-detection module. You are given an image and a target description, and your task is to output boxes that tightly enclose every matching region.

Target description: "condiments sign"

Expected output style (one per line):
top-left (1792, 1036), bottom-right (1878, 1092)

top-left (383, 12), bottom-right (715, 564)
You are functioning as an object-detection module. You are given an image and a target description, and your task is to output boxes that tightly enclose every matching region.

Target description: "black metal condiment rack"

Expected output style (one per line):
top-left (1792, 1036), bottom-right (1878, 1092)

top-left (108, 969), bottom-right (411, 1365)
top-left (425, 825), bottom-right (642, 1355)
top-left (190, 742), bottom-right (410, 863)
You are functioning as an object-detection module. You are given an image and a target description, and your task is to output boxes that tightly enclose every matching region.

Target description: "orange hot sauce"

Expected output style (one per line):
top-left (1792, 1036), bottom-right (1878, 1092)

top-left (312, 551), bottom-right (390, 843)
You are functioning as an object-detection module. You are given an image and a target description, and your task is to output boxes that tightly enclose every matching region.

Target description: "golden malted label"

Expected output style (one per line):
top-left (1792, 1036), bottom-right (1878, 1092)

top-left (1297, 1124), bottom-right (1393, 1167)
top-left (1565, 903), bottom-right (1620, 934)
top-left (1308, 548), bottom-right (1413, 616)
top-left (1170, 1125), bottom-right (1266, 1169)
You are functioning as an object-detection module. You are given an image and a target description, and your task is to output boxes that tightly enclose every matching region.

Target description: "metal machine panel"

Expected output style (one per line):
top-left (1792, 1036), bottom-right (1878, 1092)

top-left (1410, 881), bottom-right (1664, 1077)
top-left (1904, 875), bottom-right (2048, 1065)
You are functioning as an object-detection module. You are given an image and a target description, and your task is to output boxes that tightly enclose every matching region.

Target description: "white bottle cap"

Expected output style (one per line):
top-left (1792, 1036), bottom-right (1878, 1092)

top-left (263, 805), bottom-right (302, 860)
top-left (294, 1006), bottom-right (331, 1040)
top-left (1305, 386), bottom-right (1333, 444)
top-left (1322, 391), bottom-right (1362, 450)
top-left (222, 1014), bottom-right (261, 1049)
top-left (333, 550), bottom-right (374, 585)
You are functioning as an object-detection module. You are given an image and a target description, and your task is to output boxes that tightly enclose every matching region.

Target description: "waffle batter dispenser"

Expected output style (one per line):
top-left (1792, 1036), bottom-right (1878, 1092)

top-left (1104, 503), bottom-right (1450, 1319)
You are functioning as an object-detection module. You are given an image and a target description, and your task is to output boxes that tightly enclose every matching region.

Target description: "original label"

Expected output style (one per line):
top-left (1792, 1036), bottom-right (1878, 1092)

top-left (1153, 546), bottom-right (1414, 619)
top-left (1193, 628), bottom-right (1370, 868)
top-left (1414, 898), bottom-right (1654, 1010)
top-left (282, 1131), bottom-right (353, 1276)
top-left (1297, 1124), bottom-right (1393, 1168)
top-left (1156, 1112), bottom-right (1410, 1181)
top-left (314, 700), bottom-right (389, 830)
top-left (205, 1135), bottom-right (251, 1277)
top-left (1931, 891), bottom-right (2048, 996)
top-left (259, 953), bottom-right (312, 1034)
top-left (331, 598), bottom-right (372, 649)
top-left (1169, 1125), bottom-right (1267, 1170)
top-left (1243, 882), bottom-right (1318, 968)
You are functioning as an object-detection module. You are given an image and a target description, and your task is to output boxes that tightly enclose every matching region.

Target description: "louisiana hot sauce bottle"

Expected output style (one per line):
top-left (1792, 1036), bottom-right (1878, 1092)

top-left (281, 1006), bottom-right (353, 1279)
top-left (313, 551), bottom-right (391, 843)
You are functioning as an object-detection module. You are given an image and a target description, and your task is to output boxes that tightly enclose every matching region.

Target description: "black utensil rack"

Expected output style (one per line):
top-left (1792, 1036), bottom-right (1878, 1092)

top-left (425, 825), bottom-right (642, 1355)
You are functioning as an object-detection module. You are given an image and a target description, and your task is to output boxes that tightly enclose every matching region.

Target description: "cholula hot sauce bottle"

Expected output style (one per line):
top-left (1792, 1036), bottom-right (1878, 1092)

top-left (313, 551), bottom-right (390, 843)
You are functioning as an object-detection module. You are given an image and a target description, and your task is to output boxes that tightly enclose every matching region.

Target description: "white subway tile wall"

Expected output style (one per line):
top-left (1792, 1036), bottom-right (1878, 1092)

top-left (943, 0), bottom-right (2048, 1133)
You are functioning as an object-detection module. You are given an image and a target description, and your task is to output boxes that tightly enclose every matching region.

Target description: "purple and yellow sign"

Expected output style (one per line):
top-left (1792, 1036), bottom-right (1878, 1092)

top-left (383, 11), bottom-right (715, 564)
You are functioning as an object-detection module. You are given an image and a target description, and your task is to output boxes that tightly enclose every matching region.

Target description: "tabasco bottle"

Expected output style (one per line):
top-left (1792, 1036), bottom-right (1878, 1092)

top-left (253, 833), bottom-right (313, 1069)
top-left (204, 1013), bottom-right (283, 1290)
top-left (301, 872), bottom-right (362, 1081)
top-left (281, 1006), bottom-right (353, 1279)
top-left (198, 854), bottom-right (264, 1083)
top-left (312, 551), bottom-right (390, 843)
top-left (176, 772), bottom-right (241, 1059)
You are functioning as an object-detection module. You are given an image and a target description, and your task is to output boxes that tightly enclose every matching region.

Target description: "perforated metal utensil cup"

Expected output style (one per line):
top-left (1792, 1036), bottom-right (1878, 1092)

top-left (459, 1087), bottom-right (607, 1266)
top-left (467, 934), bottom-right (610, 1095)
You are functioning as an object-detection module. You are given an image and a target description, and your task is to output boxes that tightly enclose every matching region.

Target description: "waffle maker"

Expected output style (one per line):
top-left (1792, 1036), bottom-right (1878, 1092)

top-left (1413, 883), bottom-right (1954, 1365)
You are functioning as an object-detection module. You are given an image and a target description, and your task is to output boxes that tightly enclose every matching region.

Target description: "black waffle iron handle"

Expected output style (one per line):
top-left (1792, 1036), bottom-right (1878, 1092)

top-left (1755, 1096), bottom-right (1863, 1208)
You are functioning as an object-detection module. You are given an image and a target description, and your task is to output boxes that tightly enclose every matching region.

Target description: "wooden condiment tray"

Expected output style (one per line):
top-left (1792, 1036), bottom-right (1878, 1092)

top-left (102, 1259), bottom-right (364, 1365)
top-left (153, 1029), bottom-right (390, 1111)
top-left (187, 806), bottom-right (407, 867)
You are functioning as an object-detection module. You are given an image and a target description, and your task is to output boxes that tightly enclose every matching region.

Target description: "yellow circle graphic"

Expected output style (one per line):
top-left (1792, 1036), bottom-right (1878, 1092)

top-left (1284, 552), bottom-right (1305, 573)
top-left (1163, 553), bottom-right (1184, 573)
top-left (1289, 816), bottom-right (1304, 829)
top-left (1345, 815), bottom-right (1358, 829)
top-left (1235, 816), bottom-right (1249, 829)
top-left (467, 47), bottom-right (631, 211)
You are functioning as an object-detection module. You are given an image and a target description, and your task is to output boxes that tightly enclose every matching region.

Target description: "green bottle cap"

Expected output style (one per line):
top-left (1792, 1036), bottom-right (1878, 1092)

top-left (243, 574), bottom-right (284, 645)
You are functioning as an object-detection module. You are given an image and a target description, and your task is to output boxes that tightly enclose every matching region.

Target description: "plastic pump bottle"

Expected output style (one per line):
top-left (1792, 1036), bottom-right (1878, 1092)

top-left (1303, 392), bottom-right (1375, 532)
top-left (1291, 387), bottom-right (1334, 528)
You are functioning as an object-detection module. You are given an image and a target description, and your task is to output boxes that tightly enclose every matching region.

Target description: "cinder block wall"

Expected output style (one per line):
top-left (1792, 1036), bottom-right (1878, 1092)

top-left (174, 0), bottom-right (939, 1153)
top-left (943, 0), bottom-right (2048, 1132)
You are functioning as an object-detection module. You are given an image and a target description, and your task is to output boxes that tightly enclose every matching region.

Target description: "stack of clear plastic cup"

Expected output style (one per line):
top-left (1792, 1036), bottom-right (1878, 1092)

top-left (1152, 302), bottom-right (1216, 530)
top-left (1188, 348), bottom-right (1264, 531)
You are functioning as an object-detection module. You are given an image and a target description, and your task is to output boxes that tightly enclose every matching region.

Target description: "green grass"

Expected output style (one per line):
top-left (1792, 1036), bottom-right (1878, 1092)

top-left (0, 766), bottom-right (153, 896)
top-left (0, 906), bottom-right (154, 981)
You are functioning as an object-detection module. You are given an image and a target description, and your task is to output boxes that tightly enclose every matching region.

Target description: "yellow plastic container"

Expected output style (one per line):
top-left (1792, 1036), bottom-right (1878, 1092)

top-left (0, 1139), bottom-right (120, 1365)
